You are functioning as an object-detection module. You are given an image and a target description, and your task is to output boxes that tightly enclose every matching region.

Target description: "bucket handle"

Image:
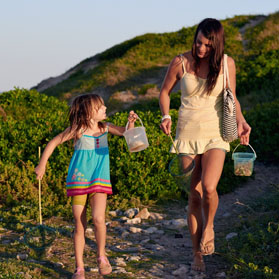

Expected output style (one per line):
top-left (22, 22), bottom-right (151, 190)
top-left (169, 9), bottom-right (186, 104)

top-left (125, 117), bottom-right (144, 131)
top-left (232, 143), bottom-right (257, 159)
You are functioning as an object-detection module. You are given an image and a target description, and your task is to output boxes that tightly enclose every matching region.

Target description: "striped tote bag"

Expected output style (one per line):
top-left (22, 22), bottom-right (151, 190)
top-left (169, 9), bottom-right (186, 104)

top-left (222, 54), bottom-right (238, 142)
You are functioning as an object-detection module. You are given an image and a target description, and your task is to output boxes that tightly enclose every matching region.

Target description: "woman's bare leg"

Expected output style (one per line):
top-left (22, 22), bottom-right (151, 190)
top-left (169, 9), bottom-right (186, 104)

top-left (187, 155), bottom-right (205, 271)
top-left (72, 204), bottom-right (87, 269)
top-left (200, 148), bottom-right (226, 254)
top-left (90, 193), bottom-right (107, 257)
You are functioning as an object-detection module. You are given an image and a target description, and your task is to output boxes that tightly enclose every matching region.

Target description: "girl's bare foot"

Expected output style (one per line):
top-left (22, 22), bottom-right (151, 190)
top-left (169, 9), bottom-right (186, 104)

top-left (191, 251), bottom-right (206, 272)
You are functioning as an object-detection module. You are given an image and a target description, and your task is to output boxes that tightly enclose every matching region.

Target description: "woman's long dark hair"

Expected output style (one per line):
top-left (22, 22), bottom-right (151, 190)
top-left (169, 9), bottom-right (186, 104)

top-left (192, 18), bottom-right (224, 95)
top-left (68, 93), bottom-right (105, 141)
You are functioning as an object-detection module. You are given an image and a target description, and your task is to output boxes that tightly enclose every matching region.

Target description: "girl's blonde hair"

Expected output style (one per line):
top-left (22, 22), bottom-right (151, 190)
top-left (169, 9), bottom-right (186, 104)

top-left (68, 94), bottom-right (106, 140)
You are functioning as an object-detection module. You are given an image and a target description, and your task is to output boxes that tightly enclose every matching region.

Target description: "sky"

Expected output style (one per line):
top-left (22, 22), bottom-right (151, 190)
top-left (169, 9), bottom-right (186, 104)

top-left (1, 0), bottom-right (278, 92)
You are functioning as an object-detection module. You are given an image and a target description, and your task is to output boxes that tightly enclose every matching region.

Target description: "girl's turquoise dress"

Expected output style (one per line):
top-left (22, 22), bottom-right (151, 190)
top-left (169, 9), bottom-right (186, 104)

top-left (66, 126), bottom-right (112, 196)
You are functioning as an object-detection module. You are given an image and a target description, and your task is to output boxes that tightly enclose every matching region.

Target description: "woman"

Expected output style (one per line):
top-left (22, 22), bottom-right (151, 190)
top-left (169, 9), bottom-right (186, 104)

top-left (159, 18), bottom-right (251, 272)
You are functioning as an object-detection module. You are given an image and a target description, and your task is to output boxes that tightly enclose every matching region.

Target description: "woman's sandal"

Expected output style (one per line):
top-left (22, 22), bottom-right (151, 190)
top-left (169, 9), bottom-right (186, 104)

top-left (97, 256), bottom-right (112, 276)
top-left (191, 251), bottom-right (206, 272)
top-left (200, 228), bottom-right (215, 256)
top-left (72, 267), bottom-right (85, 279)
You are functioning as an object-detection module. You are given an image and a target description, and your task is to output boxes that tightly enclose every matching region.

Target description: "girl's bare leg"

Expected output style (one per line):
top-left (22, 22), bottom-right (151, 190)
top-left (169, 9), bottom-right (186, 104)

top-left (72, 205), bottom-right (87, 268)
top-left (90, 193), bottom-right (107, 257)
top-left (200, 148), bottom-right (226, 254)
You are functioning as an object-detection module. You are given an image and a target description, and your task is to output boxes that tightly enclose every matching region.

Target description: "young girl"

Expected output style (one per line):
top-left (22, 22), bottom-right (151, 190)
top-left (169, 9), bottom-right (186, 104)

top-left (35, 93), bottom-right (138, 279)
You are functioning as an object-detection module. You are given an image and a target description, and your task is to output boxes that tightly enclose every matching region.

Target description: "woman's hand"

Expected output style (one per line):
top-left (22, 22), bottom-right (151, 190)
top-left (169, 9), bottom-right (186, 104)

top-left (35, 164), bottom-right (46, 180)
top-left (238, 121), bottom-right (251, 145)
top-left (160, 119), bottom-right (172, 135)
top-left (128, 110), bottom-right (138, 123)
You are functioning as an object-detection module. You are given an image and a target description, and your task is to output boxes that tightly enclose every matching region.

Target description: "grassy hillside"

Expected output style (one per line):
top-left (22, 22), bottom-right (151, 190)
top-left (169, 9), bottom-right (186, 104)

top-left (33, 13), bottom-right (279, 112)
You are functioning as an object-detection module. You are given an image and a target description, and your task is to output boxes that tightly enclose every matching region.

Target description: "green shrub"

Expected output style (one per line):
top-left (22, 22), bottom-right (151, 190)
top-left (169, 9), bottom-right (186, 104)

top-left (0, 89), bottom-right (249, 219)
top-left (245, 99), bottom-right (279, 162)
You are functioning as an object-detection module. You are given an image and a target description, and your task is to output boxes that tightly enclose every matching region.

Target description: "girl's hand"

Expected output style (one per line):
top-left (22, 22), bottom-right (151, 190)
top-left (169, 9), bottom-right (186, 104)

top-left (238, 121), bottom-right (251, 145)
top-left (35, 164), bottom-right (46, 180)
top-left (160, 119), bottom-right (172, 135)
top-left (128, 111), bottom-right (138, 123)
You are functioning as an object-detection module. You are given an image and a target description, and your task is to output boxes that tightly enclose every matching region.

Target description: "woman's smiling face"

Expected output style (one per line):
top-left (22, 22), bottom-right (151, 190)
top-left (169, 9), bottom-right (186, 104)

top-left (195, 31), bottom-right (212, 59)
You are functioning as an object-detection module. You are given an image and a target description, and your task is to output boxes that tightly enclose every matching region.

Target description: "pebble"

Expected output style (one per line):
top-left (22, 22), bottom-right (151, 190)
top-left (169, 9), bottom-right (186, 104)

top-left (172, 265), bottom-right (188, 276)
top-left (129, 227), bottom-right (142, 233)
top-left (216, 271), bottom-right (227, 278)
top-left (226, 232), bottom-right (238, 240)
top-left (89, 267), bottom-right (99, 272)
top-left (54, 262), bottom-right (64, 268)
top-left (127, 255), bottom-right (141, 261)
top-left (108, 210), bottom-right (118, 217)
top-left (124, 208), bottom-right (139, 218)
top-left (135, 208), bottom-right (150, 219)
top-left (149, 212), bottom-right (165, 220)
top-left (113, 266), bottom-right (128, 273)
top-left (85, 228), bottom-right (94, 234)
top-left (125, 217), bottom-right (141, 225)
top-left (140, 238), bottom-right (150, 244)
top-left (114, 257), bottom-right (127, 267)
top-left (16, 253), bottom-right (28, 260)
top-left (145, 226), bottom-right (158, 234)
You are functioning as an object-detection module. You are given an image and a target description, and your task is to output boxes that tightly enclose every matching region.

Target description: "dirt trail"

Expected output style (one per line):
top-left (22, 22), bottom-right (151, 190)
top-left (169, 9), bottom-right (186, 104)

top-left (1, 162), bottom-right (278, 278)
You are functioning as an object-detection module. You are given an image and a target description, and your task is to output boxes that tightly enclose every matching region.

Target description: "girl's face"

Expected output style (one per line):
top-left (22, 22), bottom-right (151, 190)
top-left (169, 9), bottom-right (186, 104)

top-left (195, 31), bottom-right (212, 59)
top-left (92, 104), bottom-right (107, 121)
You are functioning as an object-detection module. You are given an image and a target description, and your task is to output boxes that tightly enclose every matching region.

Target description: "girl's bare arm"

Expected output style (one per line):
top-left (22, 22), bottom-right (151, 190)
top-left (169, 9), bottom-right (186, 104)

top-left (35, 127), bottom-right (74, 179)
top-left (108, 111), bottom-right (138, 136)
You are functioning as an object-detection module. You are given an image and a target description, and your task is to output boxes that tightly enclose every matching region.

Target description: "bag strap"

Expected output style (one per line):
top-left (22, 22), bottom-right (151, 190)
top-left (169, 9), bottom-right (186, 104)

top-left (179, 54), bottom-right (186, 75)
top-left (223, 54), bottom-right (231, 89)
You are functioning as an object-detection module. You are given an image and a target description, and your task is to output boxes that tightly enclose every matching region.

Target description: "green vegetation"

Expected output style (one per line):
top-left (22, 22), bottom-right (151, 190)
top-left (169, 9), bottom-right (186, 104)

top-left (219, 184), bottom-right (279, 278)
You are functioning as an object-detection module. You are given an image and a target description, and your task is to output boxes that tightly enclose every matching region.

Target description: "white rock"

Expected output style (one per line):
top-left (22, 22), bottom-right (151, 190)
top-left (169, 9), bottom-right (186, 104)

top-left (113, 266), bottom-right (127, 273)
top-left (86, 228), bottom-right (94, 234)
top-left (135, 208), bottom-right (150, 219)
top-left (145, 227), bottom-right (158, 234)
top-left (16, 253), bottom-right (28, 260)
top-left (89, 267), bottom-right (99, 272)
top-left (109, 211), bottom-right (117, 217)
top-left (115, 257), bottom-right (127, 267)
top-left (226, 232), bottom-right (238, 240)
top-left (127, 256), bottom-right (141, 261)
top-left (216, 271), bottom-right (227, 278)
top-left (129, 227), bottom-right (142, 233)
top-left (149, 212), bottom-right (165, 220)
top-left (54, 262), bottom-right (64, 268)
top-left (125, 217), bottom-right (141, 225)
top-left (151, 244), bottom-right (165, 251)
top-left (140, 238), bottom-right (150, 244)
top-left (155, 230), bottom-right (164, 235)
top-left (124, 208), bottom-right (139, 218)
top-left (171, 218), bottom-right (188, 228)
top-left (172, 265), bottom-right (188, 276)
